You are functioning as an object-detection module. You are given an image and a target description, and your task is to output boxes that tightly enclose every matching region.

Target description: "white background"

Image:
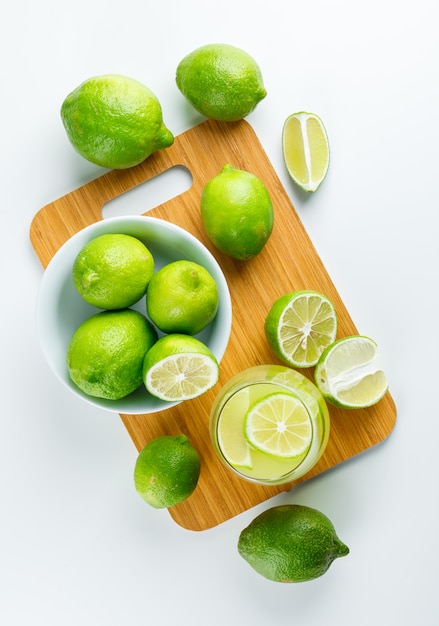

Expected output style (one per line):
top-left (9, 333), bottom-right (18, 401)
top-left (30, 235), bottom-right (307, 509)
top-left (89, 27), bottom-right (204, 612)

top-left (1, 1), bottom-right (437, 624)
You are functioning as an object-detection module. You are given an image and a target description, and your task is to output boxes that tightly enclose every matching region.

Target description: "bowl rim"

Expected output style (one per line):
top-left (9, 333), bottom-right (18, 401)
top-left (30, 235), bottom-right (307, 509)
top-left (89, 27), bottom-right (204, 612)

top-left (36, 215), bottom-right (232, 414)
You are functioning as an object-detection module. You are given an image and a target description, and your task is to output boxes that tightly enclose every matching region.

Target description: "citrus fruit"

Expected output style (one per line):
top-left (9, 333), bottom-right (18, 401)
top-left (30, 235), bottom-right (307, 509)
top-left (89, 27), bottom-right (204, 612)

top-left (67, 309), bottom-right (157, 400)
top-left (176, 43), bottom-right (267, 121)
top-left (314, 335), bottom-right (388, 408)
top-left (282, 112), bottom-right (330, 192)
top-left (244, 392), bottom-right (312, 459)
top-left (72, 233), bottom-right (155, 310)
top-left (201, 164), bottom-right (274, 260)
top-left (265, 290), bottom-right (337, 368)
top-left (143, 334), bottom-right (219, 402)
top-left (61, 74), bottom-right (174, 169)
top-left (146, 260), bottom-right (219, 335)
top-left (217, 386), bottom-right (253, 470)
top-left (134, 434), bottom-right (201, 509)
top-left (238, 504), bottom-right (349, 583)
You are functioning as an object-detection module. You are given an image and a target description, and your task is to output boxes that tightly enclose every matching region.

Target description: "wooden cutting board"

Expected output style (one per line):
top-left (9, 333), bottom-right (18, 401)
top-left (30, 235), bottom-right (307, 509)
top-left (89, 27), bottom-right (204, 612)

top-left (30, 119), bottom-right (397, 531)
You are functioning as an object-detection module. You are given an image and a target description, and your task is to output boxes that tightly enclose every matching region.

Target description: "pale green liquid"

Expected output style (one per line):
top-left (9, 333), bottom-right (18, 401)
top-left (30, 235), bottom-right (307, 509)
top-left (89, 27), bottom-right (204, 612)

top-left (211, 365), bottom-right (330, 485)
top-left (222, 383), bottom-right (310, 479)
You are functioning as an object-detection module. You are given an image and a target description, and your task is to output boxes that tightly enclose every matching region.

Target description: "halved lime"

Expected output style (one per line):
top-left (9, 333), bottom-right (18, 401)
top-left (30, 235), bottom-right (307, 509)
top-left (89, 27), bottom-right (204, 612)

top-left (244, 392), bottom-right (312, 459)
top-left (143, 334), bottom-right (219, 402)
top-left (282, 112), bottom-right (329, 192)
top-left (264, 290), bottom-right (337, 368)
top-left (314, 336), bottom-right (388, 408)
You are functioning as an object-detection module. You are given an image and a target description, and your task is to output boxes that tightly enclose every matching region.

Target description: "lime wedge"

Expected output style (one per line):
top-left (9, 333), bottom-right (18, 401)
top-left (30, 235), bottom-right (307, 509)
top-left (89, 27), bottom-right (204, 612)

top-left (264, 290), bottom-right (337, 368)
top-left (217, 387), bottom-right (253, 469)
top-left (314, 336), bottom-right (388, 408)
top-left (282, 112), bottom-right (329, 192)
top-left (244, 392), bottom-right (312, 459)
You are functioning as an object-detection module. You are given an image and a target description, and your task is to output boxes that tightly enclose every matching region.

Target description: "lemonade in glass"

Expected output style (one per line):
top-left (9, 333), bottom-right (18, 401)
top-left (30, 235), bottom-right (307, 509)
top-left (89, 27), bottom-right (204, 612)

top-left (209, 364), bottom-right (330, 485)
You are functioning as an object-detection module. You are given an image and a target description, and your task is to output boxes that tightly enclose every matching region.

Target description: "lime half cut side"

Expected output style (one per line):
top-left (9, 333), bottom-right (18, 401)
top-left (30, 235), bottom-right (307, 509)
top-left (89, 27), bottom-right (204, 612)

top-left (143, 334), bottom-right (219, 402)
top-left (265, 290), bottom-right (337, 368)
top-left (282, 112), bottom-right (329, 192)
top-left (314, 336), bottom-right (388, 409)
top-left (244, 392), bottom-right (312, 459)
top-left (145, 353), bottom-right (219, 401)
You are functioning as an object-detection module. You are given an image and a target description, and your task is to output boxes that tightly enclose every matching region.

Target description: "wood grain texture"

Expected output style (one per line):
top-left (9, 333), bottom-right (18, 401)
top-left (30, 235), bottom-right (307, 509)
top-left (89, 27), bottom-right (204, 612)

top-left (30, 119), bottom-right (397, 531)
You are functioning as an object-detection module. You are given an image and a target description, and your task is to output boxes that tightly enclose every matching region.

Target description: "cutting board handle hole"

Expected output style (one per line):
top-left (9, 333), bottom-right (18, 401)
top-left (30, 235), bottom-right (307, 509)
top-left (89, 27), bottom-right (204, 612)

top-left (101, 165), bottom-right (193, 219)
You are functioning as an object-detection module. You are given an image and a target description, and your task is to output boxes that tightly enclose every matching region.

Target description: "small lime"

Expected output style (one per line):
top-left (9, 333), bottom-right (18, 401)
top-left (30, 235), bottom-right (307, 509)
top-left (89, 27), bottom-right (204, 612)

top-left (146, 260), bottom-right (219, 335)
top-left (201, 164), bottom-right (274, 260)
top-left (238, 504), bottom-right (349, 583)
top-left (134, 435), bottom-right (201, 508)
top-left (143, 334), bottom-right (219, 402)
top-left (67, 309), bottom-right (157, 400)
top-left (176, 43), bottom-right (266, 121)
top-left (61, 74), bottom-right (174, 169)
top-left (73, 233), bottom-right (155, 310)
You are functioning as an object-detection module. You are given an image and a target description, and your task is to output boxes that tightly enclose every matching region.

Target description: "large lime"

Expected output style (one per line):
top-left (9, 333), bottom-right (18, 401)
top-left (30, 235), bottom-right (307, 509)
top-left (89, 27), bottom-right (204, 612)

top-left (176, 43), bottom-right (266, 121)
top-left (238, 504), bottom-right (349, 583)
top-left (146, 260), bottom-right (219, 335)
top-left (67, 309), bottom-right (157, 400)
top-left (73, 233), bottom-right (154, 310)
top-left (61, 74), bottom-right (174, 169)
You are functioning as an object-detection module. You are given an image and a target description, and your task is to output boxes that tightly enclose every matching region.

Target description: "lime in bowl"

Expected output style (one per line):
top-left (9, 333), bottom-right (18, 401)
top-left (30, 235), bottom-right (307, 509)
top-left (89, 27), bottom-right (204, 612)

top-left (209, 364), bottom-right (330, 485)
top-left (36, 215), bottom-right (232, 415)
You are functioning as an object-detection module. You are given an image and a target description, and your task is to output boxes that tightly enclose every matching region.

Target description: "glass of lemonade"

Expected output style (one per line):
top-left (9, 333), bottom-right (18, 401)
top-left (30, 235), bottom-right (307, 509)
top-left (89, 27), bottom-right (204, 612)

top-left (209, 364), bottom-right (330, 485)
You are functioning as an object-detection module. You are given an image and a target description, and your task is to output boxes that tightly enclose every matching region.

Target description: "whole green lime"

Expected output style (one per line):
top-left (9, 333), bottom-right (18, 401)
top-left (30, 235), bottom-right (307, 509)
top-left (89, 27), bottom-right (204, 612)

top-left (146, 260), bottom-right (219, 335)
top-left (238, 504), bottom-right (349, 583)
top-left (73, 233), bottom-right (155, 310)
top-left (201, 164), bottom-right (274, 260)
top-left (134, 434), bottom-right (201, 508)
top-left (61, 74), bottom-right (174, 169)
top-left (67, 309), bottom-right (157, 400)
top-left (176, 43), bottom-right (266, 121)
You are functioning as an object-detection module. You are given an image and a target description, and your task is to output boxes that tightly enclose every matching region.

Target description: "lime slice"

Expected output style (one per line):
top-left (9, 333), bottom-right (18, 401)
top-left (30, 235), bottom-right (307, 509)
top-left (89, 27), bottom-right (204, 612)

top-left (264, 290), bottom-right (337, 368)
top-left (314, 336), bottom-right (388, 408)
top-left (245, 392), bottom-right (312, 459)
top-left (143, 334), bottom-right (219, 402)
top-left (282, 112), bottom-right (329, 192)
top-left (217, 387), bottom-right (253, 469)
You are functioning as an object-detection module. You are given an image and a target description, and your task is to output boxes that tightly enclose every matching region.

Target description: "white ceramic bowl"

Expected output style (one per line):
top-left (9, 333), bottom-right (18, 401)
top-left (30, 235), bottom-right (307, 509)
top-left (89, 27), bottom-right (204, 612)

top-left (36, 215), bottom-right (232, 414)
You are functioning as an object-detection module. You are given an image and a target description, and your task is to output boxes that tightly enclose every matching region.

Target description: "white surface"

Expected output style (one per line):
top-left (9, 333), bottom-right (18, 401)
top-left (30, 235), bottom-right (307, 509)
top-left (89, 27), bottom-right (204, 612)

top-left (1, 1), bottom-right (437, 624)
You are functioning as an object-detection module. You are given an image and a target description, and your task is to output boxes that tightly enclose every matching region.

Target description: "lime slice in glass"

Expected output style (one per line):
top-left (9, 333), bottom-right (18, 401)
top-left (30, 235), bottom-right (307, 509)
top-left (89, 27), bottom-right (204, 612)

top-left (244, 392), bottom-right (312, 459)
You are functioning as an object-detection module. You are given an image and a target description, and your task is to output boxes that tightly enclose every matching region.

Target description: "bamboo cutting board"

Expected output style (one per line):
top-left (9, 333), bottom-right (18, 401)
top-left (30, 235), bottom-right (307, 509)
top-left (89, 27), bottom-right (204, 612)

top-left (30, 119), bottom-right (396, 531)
